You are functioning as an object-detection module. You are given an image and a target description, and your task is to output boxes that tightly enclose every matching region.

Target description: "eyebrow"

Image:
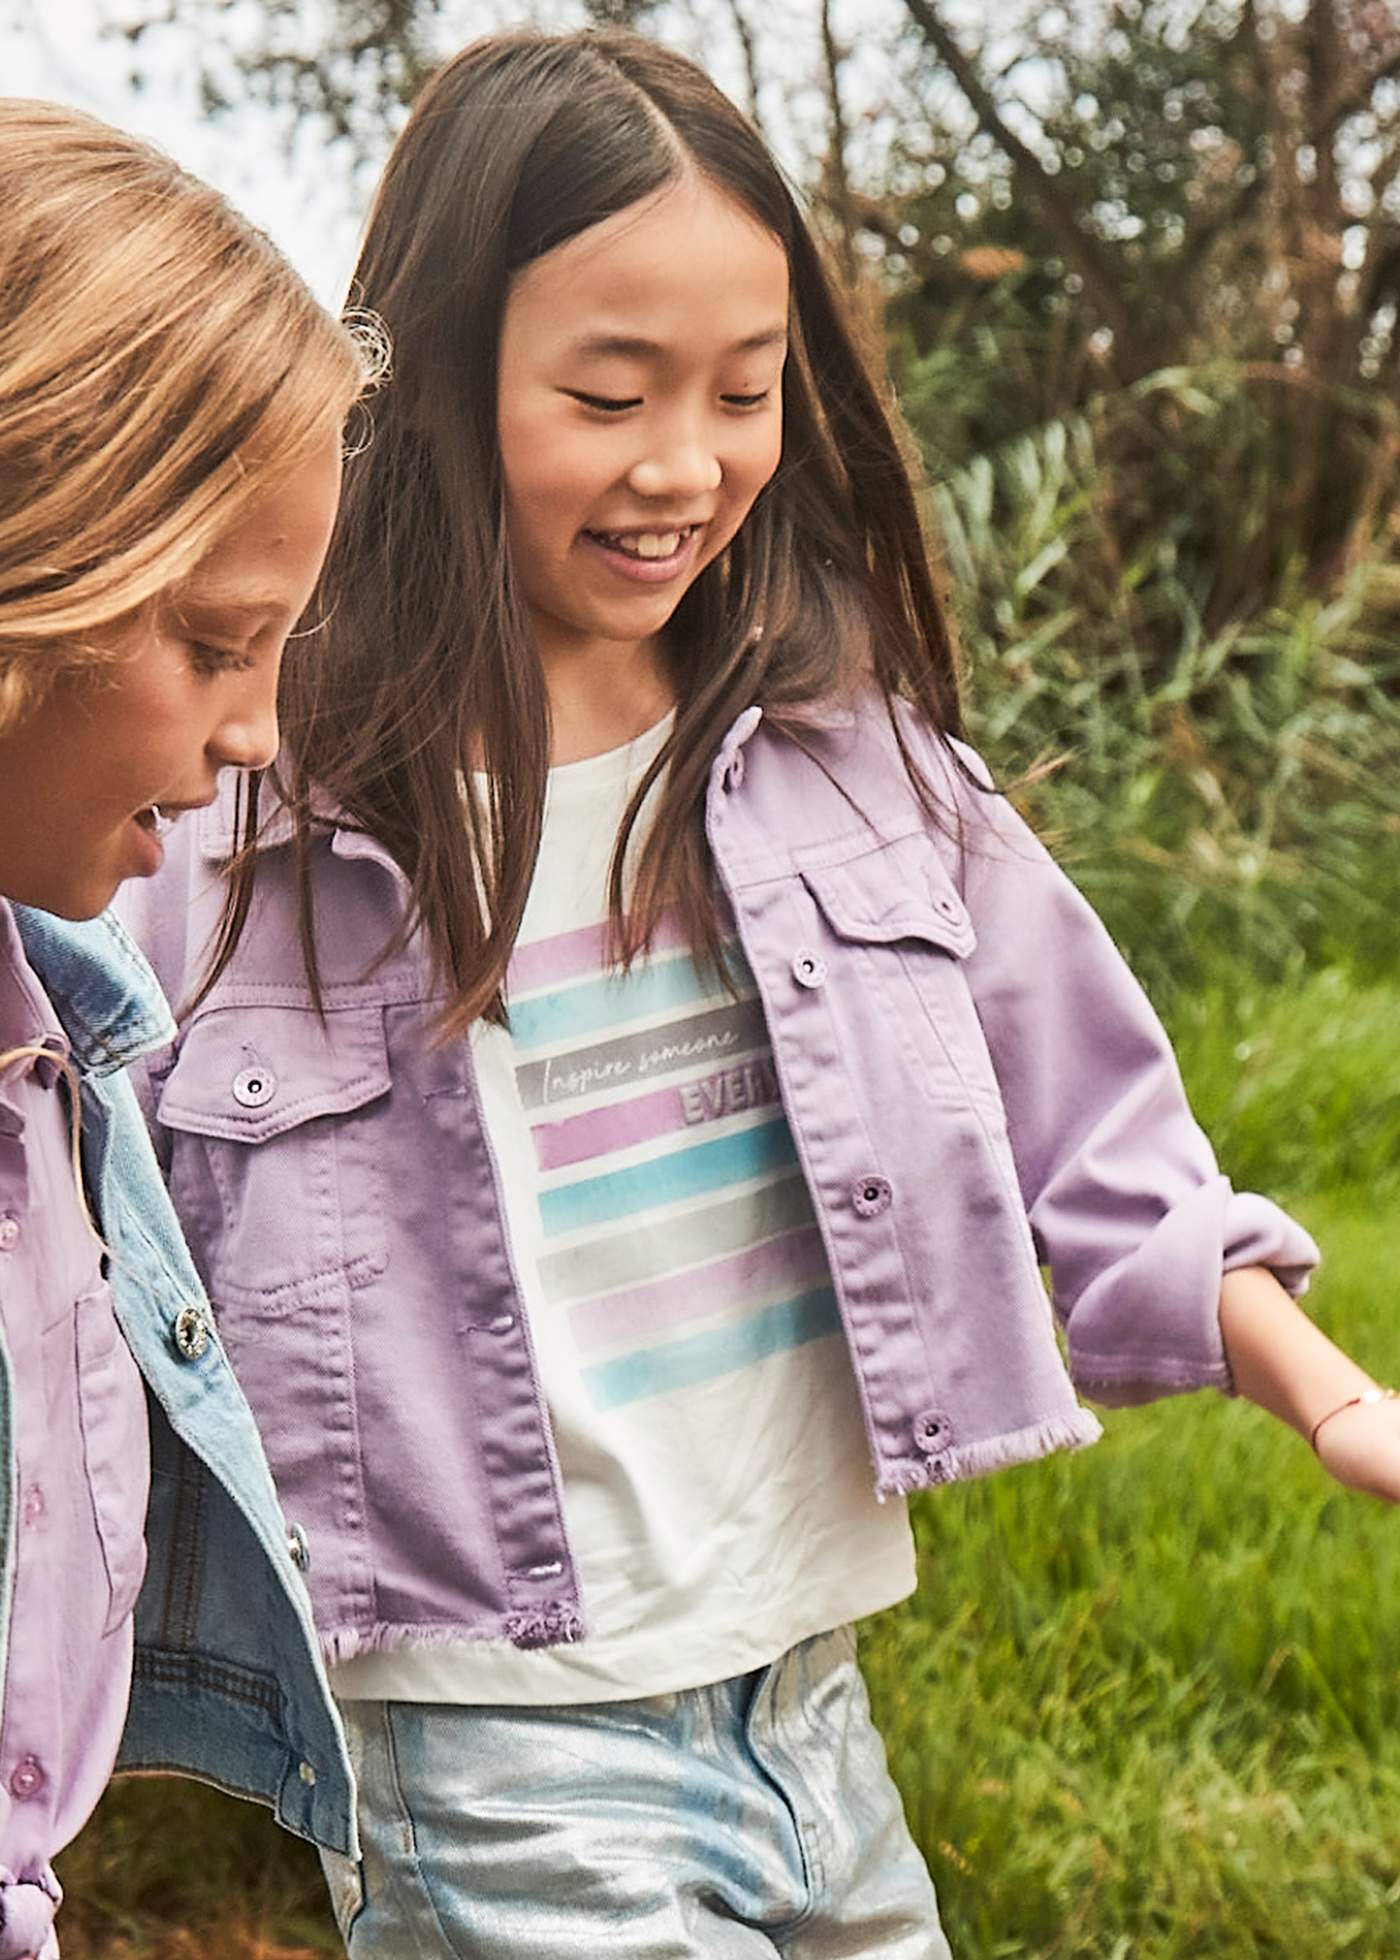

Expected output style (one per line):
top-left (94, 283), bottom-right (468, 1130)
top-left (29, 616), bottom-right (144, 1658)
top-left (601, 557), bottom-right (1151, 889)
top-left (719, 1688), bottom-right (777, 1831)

top-left (566, 327), bottom-right (789, 361)
top-left (175, 592), bottom-right (293, 626)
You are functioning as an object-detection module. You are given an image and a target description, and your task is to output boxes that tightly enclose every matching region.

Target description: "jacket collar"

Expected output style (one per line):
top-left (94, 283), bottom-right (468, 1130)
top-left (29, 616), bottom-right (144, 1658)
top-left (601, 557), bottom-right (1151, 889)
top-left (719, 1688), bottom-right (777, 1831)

top-left (11, 900), bottom-right (175, 1077)
top-left (196, 769), bottom-right (409, 886)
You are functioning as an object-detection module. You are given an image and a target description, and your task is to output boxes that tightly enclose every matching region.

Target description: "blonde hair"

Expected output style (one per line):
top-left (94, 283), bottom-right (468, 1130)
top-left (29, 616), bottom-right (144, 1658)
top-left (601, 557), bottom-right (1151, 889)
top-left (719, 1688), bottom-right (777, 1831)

top-left (0, 99), bottom-right (379, 731)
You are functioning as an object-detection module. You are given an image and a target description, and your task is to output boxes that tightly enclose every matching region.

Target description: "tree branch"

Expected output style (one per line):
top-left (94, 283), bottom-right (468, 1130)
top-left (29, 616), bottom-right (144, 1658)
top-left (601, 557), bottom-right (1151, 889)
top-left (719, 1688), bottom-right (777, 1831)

top-left (899, 0), bottom-right (1137, 358)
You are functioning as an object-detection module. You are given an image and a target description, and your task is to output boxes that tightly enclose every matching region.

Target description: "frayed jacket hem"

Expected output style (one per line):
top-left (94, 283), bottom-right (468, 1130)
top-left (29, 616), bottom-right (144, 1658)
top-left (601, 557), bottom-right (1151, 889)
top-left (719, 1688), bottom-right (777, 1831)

top-left (321, 1606), bottom-right (586, 1666)
top-left (876, 1408), bottom-right (1103, 1496)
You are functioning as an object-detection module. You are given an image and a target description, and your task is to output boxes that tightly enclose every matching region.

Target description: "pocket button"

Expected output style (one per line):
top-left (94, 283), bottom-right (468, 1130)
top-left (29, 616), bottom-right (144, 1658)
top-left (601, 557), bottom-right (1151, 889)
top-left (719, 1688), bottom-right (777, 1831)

top-left (232, 1067), bottom-right (277, 1108)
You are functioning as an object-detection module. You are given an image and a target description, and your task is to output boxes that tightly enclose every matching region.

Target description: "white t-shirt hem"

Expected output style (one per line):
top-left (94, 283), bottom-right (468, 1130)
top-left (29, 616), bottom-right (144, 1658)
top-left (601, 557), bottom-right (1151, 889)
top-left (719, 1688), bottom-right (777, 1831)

top-left (330, 1541), bottom-right (916, 1705)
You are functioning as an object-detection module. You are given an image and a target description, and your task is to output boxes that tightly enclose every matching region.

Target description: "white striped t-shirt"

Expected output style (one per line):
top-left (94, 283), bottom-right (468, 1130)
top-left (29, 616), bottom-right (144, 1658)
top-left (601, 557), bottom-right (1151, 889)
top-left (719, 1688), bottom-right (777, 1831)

top-left (329, 716), bottom-right (914, 1704)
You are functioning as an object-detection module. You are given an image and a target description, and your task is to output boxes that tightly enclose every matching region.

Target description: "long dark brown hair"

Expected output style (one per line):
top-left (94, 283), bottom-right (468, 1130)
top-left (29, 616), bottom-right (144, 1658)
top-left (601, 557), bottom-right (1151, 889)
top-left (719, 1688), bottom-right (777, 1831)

top-left (208, 28), bottom-right (965, 1032)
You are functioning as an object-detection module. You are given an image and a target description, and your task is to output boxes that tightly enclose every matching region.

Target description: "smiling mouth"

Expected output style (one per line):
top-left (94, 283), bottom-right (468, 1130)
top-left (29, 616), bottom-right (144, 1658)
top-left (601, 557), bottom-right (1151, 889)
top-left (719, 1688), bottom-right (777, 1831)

top-left (133, 801), bottom-right (206, 834)
top-left (586, 524), bottom-right (702, 560)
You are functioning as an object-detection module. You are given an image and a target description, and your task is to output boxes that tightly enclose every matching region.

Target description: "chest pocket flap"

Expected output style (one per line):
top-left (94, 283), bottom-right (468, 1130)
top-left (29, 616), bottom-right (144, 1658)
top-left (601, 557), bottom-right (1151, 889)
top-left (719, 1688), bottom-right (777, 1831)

top-left (800, 831), bottom-right (976, 959)
top-left (157, 1002), bottom-right (391, 1144)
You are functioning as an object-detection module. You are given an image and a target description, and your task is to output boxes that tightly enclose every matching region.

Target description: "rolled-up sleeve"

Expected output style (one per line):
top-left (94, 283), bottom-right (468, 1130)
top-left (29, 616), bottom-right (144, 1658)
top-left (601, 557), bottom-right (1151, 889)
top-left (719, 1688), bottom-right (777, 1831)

top-left (940, 741), bottom-right (1319, 1407)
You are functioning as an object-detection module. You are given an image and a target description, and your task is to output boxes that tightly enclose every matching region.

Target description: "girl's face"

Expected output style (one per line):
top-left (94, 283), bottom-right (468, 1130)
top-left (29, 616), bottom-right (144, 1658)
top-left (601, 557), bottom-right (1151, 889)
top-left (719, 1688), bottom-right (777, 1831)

top-left (0, 429), bottom-right (342, 920)
top-left (496, 173), bottom-right (789, 681)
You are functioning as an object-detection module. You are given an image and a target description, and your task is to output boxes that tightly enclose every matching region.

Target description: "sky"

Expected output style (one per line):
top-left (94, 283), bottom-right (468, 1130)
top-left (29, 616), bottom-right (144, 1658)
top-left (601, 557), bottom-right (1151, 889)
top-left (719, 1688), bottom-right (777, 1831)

top-left (0, 0), bottom-right (947, 305)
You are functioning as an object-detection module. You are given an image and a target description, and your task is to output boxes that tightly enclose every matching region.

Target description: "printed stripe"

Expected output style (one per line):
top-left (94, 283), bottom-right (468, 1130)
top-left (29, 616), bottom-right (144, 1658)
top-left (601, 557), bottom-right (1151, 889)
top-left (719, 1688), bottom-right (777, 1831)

top-left (538, 1118), bottom-right (796, 1237)
top-left (533, 1055), bottom-right (781, 1173)
top-left (583, 1287), bottom-right (841, 1410)
top-left (509, 944), bottom-right (754, 1053)
top-left (517, 998), bottom-right (769, 1112)
top-left (509, 914), bottom-right (690, 996)
top-left (538, 1172), bottom-right (814, 1303)
top-left (509, 955), bottom-right (717, 1051)
top-left (570, 1225), bottom-right (830, 1356)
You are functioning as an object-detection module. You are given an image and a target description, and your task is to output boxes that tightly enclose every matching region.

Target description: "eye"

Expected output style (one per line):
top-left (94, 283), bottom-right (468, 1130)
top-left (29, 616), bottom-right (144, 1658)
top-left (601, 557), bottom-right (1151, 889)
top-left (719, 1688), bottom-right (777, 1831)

top-left (722, 390), bottom-right (773, 409)
top-left (188, 642), bottom-right (255, 678)
top-left (566, 390), bottom-right (643, 414)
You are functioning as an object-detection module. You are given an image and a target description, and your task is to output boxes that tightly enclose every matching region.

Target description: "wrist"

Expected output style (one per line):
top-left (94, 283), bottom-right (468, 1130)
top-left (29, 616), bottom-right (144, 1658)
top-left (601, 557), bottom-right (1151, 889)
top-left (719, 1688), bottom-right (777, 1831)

top-left (1309, 1386), bottom-right (1396, 1454)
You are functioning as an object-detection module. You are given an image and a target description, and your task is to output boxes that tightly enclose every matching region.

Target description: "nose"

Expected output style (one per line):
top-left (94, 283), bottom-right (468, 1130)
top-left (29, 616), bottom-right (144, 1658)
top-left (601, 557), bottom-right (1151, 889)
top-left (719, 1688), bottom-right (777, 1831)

top-left (208, 671), bottom-right (280, 772)
top-left (627, 420), bottom-right (723, 503)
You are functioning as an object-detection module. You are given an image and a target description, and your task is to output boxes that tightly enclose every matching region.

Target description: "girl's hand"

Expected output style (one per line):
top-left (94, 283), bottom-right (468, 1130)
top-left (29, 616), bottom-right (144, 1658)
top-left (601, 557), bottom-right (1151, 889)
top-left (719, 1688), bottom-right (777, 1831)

top-left (1311, 1393), bottom-right (1400, 1503)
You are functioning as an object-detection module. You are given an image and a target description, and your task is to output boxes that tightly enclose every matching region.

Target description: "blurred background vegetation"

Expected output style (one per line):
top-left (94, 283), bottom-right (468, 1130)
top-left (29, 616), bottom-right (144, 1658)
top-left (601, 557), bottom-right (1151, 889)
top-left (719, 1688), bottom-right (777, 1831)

top-left (17, 0), bottom-right (1400, 1949)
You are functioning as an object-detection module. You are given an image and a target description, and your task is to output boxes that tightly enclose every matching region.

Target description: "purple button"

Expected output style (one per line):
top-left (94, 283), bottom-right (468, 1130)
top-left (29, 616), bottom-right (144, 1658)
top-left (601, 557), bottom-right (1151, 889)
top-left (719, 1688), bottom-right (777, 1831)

top-left (0, 1217), bottom-right (19, 1253)
top-left (9, 1755), bottom-right (46, 1801)
top-left (913, 1411), bottom-right (954, 1455)
top-left (852, 1175), bottom-right (892, 1218)
top-left (792, 950), bottom-right (827, 989)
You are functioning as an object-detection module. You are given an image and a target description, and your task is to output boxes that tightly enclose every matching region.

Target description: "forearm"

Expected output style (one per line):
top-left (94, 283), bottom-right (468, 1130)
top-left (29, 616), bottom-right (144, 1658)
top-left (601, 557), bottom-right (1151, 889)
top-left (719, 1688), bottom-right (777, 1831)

top-left (1219, 1264), bottom-right (1400, 1501)
top-left (1219, 1264), bottom-right (1378, 1439)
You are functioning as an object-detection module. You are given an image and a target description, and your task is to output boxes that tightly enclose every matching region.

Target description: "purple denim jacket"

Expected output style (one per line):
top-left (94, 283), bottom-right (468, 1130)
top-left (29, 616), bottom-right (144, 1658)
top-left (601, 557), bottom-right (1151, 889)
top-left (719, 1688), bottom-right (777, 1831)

top-left (117, 701), bottom-right (1318, 1663)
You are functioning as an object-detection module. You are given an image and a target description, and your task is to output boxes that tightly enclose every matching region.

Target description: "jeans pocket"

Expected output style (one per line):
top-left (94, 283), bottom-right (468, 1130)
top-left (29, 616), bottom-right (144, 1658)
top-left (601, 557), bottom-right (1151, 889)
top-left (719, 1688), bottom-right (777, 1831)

top-left (74, 1285), bottom-right (150, 1635)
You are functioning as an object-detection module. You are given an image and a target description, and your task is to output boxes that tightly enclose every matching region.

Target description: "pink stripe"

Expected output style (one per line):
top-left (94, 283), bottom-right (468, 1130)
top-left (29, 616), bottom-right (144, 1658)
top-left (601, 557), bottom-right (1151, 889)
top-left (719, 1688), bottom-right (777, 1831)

top-left (570, 1226), bottom-right (831, 1355)
top-left (509, 912), bottom-right (690, 997)
top-left (532, 1054), bottom-right (780, 1172)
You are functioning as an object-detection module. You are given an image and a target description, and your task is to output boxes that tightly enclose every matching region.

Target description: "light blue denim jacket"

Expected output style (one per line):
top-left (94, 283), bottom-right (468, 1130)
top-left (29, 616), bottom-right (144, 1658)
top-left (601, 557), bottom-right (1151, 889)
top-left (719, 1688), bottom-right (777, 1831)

top-left (11, 906), bottom-right (356, 1858)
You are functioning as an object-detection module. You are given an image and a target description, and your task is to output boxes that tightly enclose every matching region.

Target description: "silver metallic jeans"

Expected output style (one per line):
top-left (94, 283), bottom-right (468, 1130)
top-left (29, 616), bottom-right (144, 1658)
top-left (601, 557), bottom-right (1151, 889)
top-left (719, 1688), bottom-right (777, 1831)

top-left (321, 1625), bottom-right (952, 1957)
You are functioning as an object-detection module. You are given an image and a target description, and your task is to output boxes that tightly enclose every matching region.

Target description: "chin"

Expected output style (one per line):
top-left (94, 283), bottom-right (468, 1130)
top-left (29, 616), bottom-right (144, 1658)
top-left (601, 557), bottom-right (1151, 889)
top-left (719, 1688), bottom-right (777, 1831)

top-left (16, 868), bottom-right (121, 923)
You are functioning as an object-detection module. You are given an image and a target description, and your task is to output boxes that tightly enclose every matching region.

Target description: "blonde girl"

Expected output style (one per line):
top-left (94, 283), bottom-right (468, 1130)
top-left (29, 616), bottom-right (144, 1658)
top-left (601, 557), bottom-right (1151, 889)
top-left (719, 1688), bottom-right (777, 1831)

top-left (0, 100), bottom-right (373, 1958)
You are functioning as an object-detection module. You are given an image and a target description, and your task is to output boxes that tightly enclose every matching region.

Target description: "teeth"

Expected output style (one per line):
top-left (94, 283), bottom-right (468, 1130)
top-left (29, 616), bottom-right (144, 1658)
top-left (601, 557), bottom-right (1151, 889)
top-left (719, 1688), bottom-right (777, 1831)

top-left (601, 528), bottom-right (688, 559)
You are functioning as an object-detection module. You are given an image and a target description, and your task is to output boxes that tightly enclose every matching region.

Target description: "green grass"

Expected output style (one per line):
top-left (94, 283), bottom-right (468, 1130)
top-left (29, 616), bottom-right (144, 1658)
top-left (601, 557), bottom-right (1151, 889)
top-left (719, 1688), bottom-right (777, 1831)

top-left (58, 952), bottom-right (1400, 1956)
top-left (864, 1187), bottom-right (1400, 1956)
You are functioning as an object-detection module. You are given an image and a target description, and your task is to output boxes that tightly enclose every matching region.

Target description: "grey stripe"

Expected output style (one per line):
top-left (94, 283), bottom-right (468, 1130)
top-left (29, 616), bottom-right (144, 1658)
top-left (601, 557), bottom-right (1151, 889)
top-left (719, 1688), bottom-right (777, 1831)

top-left (538, 1172), bottom-right (816, 1304)
top-left (518, 997), bottom-right (770, 1112)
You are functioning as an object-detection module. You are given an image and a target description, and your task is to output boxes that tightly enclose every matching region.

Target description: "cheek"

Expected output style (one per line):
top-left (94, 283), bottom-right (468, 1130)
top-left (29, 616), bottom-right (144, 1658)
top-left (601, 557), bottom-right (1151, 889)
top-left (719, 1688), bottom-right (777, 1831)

top-left (723, 420), bottom-right (784, 523)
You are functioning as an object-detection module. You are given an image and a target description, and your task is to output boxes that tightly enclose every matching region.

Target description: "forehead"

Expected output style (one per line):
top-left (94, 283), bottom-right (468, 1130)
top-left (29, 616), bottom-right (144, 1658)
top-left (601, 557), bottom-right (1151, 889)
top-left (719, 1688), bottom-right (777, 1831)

top-left (504, 176), bottom-right (789, 356)
top-left (177, 436), bottom-right (342, 617)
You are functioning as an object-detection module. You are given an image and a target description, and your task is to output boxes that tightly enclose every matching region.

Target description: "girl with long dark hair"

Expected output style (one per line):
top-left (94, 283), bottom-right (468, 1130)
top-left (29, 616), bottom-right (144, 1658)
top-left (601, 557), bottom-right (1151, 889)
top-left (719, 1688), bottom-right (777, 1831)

top-left (122, 31), bottom-right (1399, 1955)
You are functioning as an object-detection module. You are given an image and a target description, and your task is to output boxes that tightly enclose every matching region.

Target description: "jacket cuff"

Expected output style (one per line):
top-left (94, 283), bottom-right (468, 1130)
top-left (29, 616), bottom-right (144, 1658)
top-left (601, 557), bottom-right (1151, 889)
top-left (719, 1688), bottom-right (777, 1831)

top-left (1064, 1178), bottom-right (1320, 1409)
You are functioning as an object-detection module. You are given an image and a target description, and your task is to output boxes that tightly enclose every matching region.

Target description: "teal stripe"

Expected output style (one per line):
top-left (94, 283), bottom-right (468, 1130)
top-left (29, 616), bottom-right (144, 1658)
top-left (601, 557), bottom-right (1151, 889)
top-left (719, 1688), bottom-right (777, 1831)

top-left (510, 947), bottom-right (753, 1051)
top-left (584, 1287), bottom-right (841, 1410)
top-left (539, 1118), bottom-right (796, 1237)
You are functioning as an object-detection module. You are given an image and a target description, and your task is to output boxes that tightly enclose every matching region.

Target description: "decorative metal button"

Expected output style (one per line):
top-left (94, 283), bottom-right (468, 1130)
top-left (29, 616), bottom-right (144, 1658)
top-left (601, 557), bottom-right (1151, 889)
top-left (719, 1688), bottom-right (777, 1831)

top-left (722, 751), bottom-right (746, 791)
top-left (792, 950), bottom-right (827, 989)
top-left (852, 1175), bottom-right (892, 1218)
top-left (173, 1304), bottom-right (211, 1361)
top-left (913, 1411), bottom-right (954, 1455)
top-left (21, 1485), bottom-right (44, 1527)
top-left (233, 1066), bottom-right (276, 1109)
top-left (287, 1523), bottom-right (311, 1572)
top-left (298, 1760), bottom-right (317, 1786)
top-left (0, 1216), bottom-right (19, 1253)
top-left (9, 1755), bottom-right (45, 1801)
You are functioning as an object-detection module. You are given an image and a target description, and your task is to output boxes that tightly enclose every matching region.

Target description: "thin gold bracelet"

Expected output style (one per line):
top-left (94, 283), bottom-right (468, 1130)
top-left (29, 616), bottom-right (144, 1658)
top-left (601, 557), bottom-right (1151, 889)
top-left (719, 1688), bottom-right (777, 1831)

top-left (1309, 1386), bottom-right (1398, 1454)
